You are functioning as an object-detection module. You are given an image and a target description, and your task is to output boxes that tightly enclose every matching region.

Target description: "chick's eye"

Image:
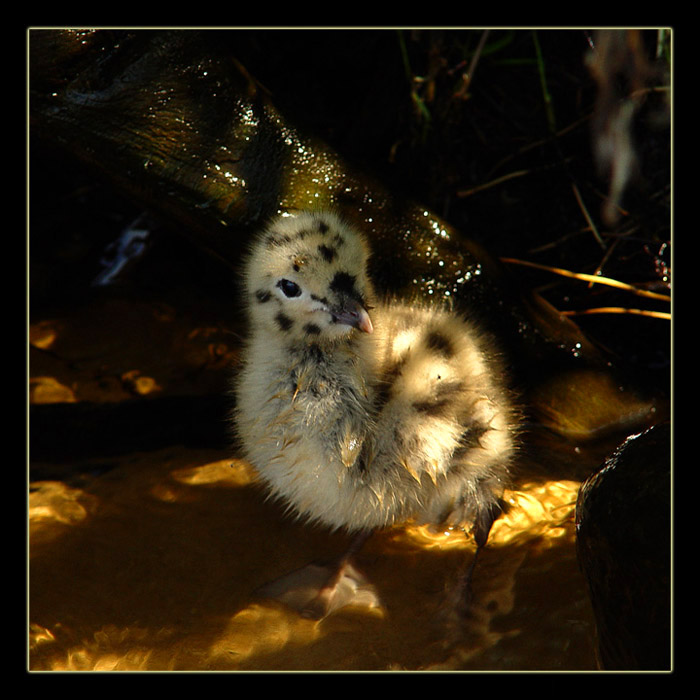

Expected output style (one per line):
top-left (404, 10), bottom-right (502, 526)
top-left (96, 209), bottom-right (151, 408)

top-left (277, 279), bottom-right (301, 298)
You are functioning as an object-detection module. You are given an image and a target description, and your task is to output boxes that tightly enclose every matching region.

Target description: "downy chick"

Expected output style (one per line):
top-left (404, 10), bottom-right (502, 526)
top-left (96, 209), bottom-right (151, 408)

top-left (234, 211), bottom-right (517, 618)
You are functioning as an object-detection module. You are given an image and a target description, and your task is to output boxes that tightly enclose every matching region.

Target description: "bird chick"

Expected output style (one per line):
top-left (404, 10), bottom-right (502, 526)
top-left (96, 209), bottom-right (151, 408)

top-left (234, 211), bottom-right (517, 618)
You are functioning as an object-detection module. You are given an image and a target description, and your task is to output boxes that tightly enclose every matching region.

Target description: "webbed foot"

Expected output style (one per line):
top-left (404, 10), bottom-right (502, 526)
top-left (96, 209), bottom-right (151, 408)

top-left (255, 559), bottom-right (381, 619)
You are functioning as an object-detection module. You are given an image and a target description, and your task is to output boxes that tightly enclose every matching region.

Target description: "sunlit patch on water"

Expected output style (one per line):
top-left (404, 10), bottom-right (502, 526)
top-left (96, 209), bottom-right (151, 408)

top-left (171, 458), bottom-right (257, 488)
top-left (29, 376), bottom-right (77, 404)
top-left (29, 446), bottom-right (597, 671)
top-left (387, 479), bottom-right (581, 551)
top-left (29, 481), bottom-right (99, 549)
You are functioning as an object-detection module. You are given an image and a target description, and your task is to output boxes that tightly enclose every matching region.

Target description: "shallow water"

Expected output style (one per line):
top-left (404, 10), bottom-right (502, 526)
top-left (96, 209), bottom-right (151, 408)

top-left (30, 445), bottom-right (601, 671)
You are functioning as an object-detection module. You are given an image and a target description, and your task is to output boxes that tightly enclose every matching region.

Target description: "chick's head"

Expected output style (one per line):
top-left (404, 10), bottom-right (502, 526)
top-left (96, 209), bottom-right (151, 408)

top-left (244, 212), bottom-right (375, 342)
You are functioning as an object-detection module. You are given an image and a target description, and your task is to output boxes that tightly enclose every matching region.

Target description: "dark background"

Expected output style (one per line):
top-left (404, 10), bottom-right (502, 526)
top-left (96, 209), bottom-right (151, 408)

top-left (30, 28), bottom-right (671, 400)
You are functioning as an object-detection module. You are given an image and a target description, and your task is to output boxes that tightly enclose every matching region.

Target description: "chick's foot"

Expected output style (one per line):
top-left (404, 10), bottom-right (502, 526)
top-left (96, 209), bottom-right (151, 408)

top-left (255, 558), bottom-right (382, 620)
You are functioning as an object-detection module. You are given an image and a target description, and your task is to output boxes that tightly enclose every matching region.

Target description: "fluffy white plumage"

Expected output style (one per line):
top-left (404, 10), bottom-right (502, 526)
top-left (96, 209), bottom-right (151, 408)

top-left (234, 211), bottom-right (517, 547)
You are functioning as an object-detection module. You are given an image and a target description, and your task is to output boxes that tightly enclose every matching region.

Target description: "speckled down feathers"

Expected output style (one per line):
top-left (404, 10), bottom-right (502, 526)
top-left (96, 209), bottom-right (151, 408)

top-left (234, 211), bottom-right (517, 536)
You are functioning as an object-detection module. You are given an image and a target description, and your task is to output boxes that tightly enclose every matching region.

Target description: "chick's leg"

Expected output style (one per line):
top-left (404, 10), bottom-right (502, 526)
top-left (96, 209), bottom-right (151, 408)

top-left (446, 498), bottom-right (502, 618)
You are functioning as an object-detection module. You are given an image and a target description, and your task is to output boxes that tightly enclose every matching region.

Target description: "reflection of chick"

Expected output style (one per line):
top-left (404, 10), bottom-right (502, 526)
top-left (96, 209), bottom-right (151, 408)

top-left (234, 211), bottom-right (518, 619)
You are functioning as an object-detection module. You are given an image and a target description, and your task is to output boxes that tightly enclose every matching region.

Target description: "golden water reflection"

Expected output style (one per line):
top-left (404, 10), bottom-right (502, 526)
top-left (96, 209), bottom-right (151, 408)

top-left (29, 446), bottom-right (597, 671)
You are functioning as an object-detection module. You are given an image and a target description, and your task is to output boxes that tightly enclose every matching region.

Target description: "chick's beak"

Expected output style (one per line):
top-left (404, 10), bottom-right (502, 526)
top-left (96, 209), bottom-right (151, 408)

top-left (332, 298), bottom-right (374, 334)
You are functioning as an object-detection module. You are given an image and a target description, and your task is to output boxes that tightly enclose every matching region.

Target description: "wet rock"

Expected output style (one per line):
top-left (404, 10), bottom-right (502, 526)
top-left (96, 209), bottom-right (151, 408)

top-left (575, 422), bottom-right (671, 670)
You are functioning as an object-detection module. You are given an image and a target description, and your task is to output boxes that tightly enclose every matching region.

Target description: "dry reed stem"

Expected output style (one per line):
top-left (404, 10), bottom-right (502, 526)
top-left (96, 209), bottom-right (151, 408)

top-left (500, 257), bottom-right (670, 302)
top-left (560, 307), bottom-right (671, 320)
top-left (571, 182), bottom-right (606, 250)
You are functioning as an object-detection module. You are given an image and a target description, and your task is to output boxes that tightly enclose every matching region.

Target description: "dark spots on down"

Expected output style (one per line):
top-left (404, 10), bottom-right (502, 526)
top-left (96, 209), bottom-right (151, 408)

top-left (306, 343), bottom-right (325, 365)
top-left (311, 293), bottom-right (329, 306)
top-left (303, 323), bottom-right (322, 335)
top-left (318, 220), bottom-right (329, 234)
top-left (385, 355), bottom-right (407, 380)
top-left (412, 397), bottom-right (453, 417)
top-left (275, 312), bottom-right (294, 332)
top-left (373, 359), bottom-right (404, 410)
top-left (426, 330), bottom-right (454, 358)
top-left (255, 289), bottom-right (271, 303)
top-left (266, 232), bottom-right (292, 247)
top-left (452, 423), bottom-right (491, 459)
top-left (318, 244), bottom-right (337, 263)
top-left (436, 379), bottom-right (465, 398)
top-left (373, 380), bottom-right (393, 414)
top-left (294, 228), bottom-right (313, 241)
top-left (330, 271), bottom-right (358, 298)
top-left (412, 379), bottom-right (465, 416)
